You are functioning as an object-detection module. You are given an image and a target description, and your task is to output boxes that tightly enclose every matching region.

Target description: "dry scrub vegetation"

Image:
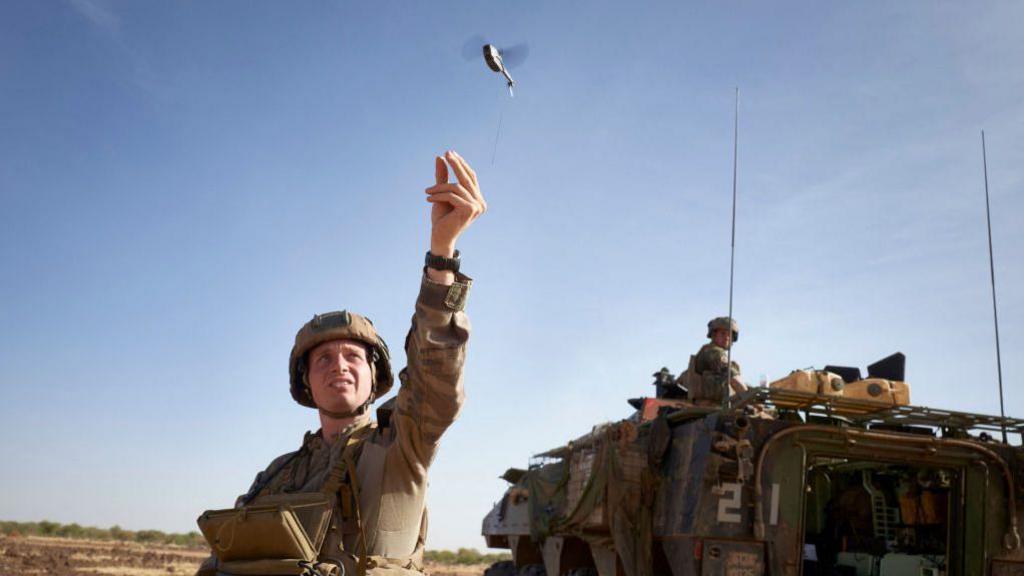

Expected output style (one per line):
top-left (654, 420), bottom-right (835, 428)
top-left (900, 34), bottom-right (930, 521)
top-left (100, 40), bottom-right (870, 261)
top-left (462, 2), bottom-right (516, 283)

top-left (1, 521), bottom-right (507, 576)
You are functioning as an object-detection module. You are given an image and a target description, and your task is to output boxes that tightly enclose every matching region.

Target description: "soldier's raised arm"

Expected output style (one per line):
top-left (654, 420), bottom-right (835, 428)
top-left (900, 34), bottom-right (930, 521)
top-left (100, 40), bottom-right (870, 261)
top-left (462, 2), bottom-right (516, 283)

top-left (389, 150), bottom-right (486, 469)
top-left (350, 152), bottom-right (486, 560)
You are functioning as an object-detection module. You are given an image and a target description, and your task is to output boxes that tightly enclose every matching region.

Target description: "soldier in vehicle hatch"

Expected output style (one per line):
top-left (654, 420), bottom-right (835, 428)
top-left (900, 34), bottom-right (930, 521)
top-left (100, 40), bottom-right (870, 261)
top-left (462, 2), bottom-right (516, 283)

top-left (195, 151), bottom-right (485, 576)
top-left (682, 316), bottom-right (747, 406)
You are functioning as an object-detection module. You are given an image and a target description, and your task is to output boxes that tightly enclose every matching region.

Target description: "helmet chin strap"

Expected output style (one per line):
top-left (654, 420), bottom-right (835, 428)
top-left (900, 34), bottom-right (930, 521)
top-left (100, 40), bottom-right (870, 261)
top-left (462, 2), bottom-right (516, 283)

top-left (317, 393), bottom-right (374, 419)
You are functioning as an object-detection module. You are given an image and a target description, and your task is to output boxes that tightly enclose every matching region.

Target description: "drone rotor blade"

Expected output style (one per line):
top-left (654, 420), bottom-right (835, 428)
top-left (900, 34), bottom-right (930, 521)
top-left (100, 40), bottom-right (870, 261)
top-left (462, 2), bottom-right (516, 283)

top-left (461, 35), bottom-right (489, 62)
top-left (499, 43), bottom-right (530, 69)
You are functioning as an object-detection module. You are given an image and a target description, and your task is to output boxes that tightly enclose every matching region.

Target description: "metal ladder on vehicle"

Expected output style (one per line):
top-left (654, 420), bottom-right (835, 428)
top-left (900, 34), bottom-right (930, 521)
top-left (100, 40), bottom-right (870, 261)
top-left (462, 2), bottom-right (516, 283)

top-left (862, 470), bottom-right (899, 543)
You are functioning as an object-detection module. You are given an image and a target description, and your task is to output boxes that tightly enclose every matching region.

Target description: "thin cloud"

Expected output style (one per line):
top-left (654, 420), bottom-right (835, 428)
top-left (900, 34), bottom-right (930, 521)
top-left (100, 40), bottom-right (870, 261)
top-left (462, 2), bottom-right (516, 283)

top-left (65, 0), bottom-right (164, 100)
top-left (67, 0), bottom-right (120, 36)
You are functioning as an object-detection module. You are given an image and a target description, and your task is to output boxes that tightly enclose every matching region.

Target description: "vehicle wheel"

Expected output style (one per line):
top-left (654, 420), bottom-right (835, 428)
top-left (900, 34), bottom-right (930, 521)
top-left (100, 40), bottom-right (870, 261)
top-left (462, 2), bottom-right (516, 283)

top-left (484, 561), bottom-right (518, 576)
top-left (519, 564), bottom-right (547, 576)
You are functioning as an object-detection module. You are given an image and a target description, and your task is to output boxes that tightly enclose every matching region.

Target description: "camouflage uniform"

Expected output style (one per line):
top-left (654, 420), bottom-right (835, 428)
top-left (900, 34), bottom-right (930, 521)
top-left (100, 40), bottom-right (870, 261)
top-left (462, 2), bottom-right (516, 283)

top-left (689, 343), bottom-right (741, 406)
top-left (197, 274), bottom-right (471, 576)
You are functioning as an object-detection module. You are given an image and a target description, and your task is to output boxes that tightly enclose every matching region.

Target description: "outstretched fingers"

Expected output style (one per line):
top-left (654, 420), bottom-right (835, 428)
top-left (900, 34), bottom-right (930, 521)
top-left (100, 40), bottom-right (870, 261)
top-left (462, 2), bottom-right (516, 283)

top-left (445, 151), bottom-right (486, 213)
top-left (445, 151), bottom-right (473, 192)
top-left (435, 156), bottom-right (449, 186)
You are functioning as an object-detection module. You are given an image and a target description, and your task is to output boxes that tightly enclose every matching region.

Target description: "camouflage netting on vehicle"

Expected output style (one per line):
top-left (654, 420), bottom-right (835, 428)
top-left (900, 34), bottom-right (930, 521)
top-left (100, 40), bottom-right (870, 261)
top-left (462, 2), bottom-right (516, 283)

top-left (526, 422), bottom-right (656, 576)
top-left (526, 459), bottom-right (568, 542)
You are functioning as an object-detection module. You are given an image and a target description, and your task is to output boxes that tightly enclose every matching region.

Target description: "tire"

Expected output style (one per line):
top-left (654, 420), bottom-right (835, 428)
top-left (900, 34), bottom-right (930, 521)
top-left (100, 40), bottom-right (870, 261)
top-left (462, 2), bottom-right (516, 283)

top-left (519, 564), bottom-right (548, 576)
top-left (484, 561), bottom-right (518, 576)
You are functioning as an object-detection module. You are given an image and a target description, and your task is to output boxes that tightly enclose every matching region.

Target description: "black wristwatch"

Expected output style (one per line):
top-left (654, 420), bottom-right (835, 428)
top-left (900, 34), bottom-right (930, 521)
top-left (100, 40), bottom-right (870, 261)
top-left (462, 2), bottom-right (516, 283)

top-left (425, 250), bottom-right (461, 273)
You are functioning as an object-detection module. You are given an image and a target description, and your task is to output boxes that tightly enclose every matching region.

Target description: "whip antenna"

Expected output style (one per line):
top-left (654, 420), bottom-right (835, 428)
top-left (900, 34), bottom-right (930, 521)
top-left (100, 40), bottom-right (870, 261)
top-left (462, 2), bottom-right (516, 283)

top-left (724, 87), bottom-right (739, 409)
top-left (981, 130), bottom-right (1008, 443)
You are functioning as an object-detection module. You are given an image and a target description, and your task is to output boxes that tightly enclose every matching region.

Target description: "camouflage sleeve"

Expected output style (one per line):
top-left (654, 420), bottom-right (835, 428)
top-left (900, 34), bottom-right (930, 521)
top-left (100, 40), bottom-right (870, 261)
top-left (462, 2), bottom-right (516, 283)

top-left (388, 272), bottom-right (471, 480)
top-left (730, 360), bottom-right (742, 379)
top-left (356, 273), bottom-right (471, 556)
top-left (233, 449), bottom-right (302, 507)
top-left (235, 470), bottom-right (267, 508)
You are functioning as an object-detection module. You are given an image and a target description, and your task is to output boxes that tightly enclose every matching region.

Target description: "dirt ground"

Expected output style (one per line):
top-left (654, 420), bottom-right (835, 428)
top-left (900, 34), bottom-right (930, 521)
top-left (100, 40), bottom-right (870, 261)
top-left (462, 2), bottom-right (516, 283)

top-left (0, 535), bottom-right (486, 576)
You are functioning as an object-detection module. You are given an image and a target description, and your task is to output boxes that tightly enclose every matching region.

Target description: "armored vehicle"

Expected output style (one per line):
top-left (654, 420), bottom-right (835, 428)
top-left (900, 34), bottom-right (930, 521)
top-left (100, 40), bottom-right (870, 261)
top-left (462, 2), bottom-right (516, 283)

top-left (481, 353), bottom-right (1024, 576)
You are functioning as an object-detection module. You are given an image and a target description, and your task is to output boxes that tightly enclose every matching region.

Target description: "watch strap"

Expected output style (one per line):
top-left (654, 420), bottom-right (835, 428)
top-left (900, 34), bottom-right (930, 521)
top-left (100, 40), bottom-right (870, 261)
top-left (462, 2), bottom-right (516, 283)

top-left (425, 250), bottom-right (461, 273)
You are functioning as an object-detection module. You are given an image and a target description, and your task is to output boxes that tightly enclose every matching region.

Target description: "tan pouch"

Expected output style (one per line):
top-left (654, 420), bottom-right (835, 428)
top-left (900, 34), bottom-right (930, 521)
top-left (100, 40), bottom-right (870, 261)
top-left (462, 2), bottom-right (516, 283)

top-left (335, 553), bottom-right (424, 576)
top-left (197, 492), bottom-right (333, 563)
top-left (769, 369), bottom-right (845, 407)
top-left (844, 378), bottom-right (912, 406)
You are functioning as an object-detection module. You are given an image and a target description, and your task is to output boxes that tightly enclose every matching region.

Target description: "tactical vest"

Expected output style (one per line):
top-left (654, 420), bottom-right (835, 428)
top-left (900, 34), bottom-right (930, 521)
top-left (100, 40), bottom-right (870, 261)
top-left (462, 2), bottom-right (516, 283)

top-left (683, 346), bottom-right (737, 406)
top-left (680, 353), bottom-right (721, 406)
top-left (197, 422), bottom-right (427, 576)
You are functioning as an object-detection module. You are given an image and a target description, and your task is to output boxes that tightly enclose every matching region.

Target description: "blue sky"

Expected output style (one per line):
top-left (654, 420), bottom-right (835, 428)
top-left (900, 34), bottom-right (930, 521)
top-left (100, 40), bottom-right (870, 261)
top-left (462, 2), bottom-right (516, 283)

top-left (1, 1), bottom-right (1022, 551)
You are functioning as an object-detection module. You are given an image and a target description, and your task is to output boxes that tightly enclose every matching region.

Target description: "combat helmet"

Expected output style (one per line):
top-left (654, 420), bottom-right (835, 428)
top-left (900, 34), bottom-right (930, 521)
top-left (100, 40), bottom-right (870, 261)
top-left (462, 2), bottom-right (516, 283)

top-left (706, 316), bottom-right (739, 342)
top-left (289, 310), bottom-right (394, 413)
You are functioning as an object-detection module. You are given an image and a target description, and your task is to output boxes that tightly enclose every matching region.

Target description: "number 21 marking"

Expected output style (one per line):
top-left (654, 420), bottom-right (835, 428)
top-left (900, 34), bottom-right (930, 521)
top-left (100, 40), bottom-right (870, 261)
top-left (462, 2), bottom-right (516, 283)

top-left (716, 483), bottom-right (780, 525)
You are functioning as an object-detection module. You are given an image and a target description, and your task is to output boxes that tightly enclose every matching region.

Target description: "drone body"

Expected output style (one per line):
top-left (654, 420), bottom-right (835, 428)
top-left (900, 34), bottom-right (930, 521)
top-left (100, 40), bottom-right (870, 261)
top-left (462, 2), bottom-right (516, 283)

top-left (463, 37), bottom-right (528, 98)
top-left (483, 44), bottom-right (515, 96)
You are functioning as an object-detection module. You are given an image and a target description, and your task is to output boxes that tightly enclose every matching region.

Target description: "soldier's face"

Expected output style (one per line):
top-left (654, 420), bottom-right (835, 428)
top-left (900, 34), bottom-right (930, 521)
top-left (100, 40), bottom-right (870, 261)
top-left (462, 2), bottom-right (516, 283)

top-left (306, 339), bottom-right (374, 414)
top-left (712, 328), bottom-right (732, 349)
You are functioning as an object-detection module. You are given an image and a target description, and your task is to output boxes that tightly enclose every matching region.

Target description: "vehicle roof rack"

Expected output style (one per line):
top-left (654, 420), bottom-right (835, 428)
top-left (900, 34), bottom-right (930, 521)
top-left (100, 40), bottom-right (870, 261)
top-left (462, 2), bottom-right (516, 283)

top-left (731, 387), bottom-right (1024, 437)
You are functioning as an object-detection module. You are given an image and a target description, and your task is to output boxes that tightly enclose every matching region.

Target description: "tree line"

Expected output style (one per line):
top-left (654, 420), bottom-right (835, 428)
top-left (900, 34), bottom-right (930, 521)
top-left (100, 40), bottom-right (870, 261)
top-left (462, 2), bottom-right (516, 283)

top-left (0, 520), bottom-right (205, 547)
top-left (1, 520), bottom-right (511, 564)
top-left (423, 548), bottom-right (512, 565)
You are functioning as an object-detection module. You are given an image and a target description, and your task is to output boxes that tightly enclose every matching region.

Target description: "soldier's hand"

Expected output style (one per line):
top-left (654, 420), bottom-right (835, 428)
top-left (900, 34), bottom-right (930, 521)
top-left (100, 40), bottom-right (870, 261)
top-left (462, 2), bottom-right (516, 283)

top-left (425, 151), bottom-right (486, 258)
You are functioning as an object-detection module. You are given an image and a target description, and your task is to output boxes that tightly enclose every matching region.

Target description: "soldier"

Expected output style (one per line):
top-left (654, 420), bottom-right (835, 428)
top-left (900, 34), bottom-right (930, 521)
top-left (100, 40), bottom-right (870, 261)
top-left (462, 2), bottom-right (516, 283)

top-left (196, 150), bottom-right (485, 576)
top-left (685, 317), bottom-right (747, 406)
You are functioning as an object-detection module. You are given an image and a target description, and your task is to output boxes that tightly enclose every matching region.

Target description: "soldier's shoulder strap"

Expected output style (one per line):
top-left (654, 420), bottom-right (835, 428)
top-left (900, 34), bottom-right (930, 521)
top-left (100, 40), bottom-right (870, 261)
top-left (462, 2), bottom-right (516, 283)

top-left (320, 422), bottom-right (377, 496)
top-left (320, 421), bottom-right (377, 576)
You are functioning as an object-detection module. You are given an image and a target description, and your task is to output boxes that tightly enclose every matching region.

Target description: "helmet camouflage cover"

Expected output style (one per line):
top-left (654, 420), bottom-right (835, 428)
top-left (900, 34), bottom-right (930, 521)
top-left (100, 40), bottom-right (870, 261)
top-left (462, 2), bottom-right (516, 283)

top-left (289, 310), bottom-right (394, 409)
top-left (706, 316), bottom-right (739, 342)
